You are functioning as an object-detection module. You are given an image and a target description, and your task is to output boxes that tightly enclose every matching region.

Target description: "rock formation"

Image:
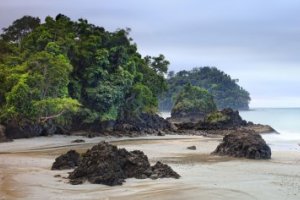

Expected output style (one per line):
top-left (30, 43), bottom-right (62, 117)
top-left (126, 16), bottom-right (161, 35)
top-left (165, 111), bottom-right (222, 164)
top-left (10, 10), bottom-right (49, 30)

top-left (51, 150), bottom-right (81, 170)
top-left (114, 113), bottom-right (174, 135)
top-left (212, 131), bottom-right (271, 159)
top-left (171, 108), bottom-right (276, 135)
top-left (67, 142), bottom-right (180, 186)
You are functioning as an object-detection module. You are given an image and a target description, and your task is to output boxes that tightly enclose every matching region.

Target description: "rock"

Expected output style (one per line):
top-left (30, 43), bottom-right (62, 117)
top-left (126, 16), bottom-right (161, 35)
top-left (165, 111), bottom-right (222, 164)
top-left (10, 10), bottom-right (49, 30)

top-left (170, 111), bottom-right (206, 123)
top-left (187, 145), bottom-right (196, 150)
top-left (199, 108), bottom-right (248, 130)
top-left (242, 124), bottom-right (277, 134)
top-left (0, 124), bottom-right (10, 142)
top-left (68, 142), bottom-right (179, 186)
top-left (212, 132), bottom-right (271, 159)
top-left (51, 150), bottom-right (81, 170)
top-left (150, 161), bottom-right (180, 179)
top-left (114, 113), bottom-right (173, 135)
top-left (171, 108), bottom-right (276, 135)
top-left (71, 139), bottom-right (85, 143)
top-left (157, 130), bottom-right (166, 136)
top-left (4, 120), bottom-right (69, 139)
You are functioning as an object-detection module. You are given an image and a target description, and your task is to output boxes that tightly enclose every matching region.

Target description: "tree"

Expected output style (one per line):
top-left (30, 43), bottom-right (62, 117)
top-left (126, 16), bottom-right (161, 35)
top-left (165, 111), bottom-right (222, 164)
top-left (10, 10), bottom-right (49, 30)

top-left (171, 84), bottom-right (217, 117)
top-left (160, 67), bottom-right (251, 111)
top-left (0, 14), bottom-right (169, 128)
top-left (1, 16), bottom-right (40, 49)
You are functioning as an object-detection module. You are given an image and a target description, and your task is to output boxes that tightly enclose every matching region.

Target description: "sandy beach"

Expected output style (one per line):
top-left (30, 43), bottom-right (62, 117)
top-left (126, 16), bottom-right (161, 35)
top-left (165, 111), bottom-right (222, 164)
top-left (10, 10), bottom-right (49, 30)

top-left (1, 135), bottom-right (300, 200)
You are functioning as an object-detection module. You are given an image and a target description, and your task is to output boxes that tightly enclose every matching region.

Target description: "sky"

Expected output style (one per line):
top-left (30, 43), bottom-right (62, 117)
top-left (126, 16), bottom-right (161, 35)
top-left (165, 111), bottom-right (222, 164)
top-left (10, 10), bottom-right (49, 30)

top-left (1, 0), bottom-right (300, 108)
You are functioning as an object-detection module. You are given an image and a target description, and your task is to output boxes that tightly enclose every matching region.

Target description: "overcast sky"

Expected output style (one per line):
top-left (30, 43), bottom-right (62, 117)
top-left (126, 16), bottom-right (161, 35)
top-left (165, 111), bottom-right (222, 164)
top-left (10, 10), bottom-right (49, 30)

top-left (1, 0), bottom-right (300, 108)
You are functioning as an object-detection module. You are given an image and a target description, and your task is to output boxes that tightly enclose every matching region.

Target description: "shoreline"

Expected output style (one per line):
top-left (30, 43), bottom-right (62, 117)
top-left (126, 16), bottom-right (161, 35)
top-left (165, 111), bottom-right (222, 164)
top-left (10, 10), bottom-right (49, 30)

top-left (1, 135), bottom-right (300, 200)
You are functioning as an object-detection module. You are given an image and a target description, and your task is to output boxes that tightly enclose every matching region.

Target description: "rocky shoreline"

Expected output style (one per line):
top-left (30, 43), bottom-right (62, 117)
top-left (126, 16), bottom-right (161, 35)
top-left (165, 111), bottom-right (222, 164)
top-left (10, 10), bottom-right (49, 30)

top-left (0, 109), bottom-right (277, 143)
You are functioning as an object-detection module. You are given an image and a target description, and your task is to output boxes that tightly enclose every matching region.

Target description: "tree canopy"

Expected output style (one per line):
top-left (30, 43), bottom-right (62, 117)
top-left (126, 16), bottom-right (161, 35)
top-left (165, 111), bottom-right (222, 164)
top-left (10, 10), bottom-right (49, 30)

top-left (0, 14), bottom-right (169, 126)
top-left (160, 67), bottom-right (251, 111)
top-left (171, 84), bottom-right (217, 117)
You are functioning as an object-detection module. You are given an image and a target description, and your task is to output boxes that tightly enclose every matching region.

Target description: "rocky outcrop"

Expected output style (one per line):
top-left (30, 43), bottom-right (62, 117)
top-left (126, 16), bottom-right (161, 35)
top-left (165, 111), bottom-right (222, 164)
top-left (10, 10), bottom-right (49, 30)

top-left (212, 132), bottom-right (271, 159)
top-left (4, 121), bottom-right (69, 139)
top-left (170, 108), bottom-right (276, 135)
top-left (170, 110), bottom-right (206, 123)
top-left (68, 142), bottom-right (179, 186)
top-left (241, 123), bottom-right (277, 134)
top-left (198, 108), bottom-right (248, 130)
top-left (51, 150), bottom-right (81, 170)
top-left (114, 113), bottom-right (174, 135)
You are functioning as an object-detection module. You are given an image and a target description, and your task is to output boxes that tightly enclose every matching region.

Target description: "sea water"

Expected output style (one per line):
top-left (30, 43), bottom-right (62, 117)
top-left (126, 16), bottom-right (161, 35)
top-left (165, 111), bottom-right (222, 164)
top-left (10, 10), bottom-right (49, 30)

top-left (160, 108), bottom-right (300, 151)
top-left (240, 108), bottom-right (300, 151)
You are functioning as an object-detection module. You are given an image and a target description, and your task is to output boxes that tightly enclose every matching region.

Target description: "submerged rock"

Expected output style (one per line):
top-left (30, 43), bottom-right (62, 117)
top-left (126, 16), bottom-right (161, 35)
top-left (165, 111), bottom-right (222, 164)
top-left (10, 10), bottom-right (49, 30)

top-left (212, 132), bottom-right (271, 159)
top-left (71, 139), bottom-right (85, 143)
top-left (51, 150), bottom-right (81, 170)
top-left (68, 142), bottom-right (180, 186)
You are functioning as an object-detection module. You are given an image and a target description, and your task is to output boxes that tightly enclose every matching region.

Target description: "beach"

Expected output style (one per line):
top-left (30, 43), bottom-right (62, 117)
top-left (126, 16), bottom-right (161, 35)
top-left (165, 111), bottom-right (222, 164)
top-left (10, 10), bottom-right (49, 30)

top-left (1, 135), bottom-right (300, 200)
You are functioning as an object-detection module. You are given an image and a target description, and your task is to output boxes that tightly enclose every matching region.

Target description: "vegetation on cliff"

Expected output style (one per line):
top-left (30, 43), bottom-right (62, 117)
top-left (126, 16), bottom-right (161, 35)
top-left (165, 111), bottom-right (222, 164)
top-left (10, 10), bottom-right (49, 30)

top-left (159, 67), bottom-right (251, 111)
top-left (171, 84), bottom-right (217, 118)
top-left (0, 14), bottom-right (169, 128)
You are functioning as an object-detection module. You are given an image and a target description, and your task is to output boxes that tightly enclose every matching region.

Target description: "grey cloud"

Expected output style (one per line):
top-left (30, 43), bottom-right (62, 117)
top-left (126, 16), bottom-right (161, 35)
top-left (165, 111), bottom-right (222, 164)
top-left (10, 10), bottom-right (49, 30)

top-left (1, 0), bottom-right (300, 107)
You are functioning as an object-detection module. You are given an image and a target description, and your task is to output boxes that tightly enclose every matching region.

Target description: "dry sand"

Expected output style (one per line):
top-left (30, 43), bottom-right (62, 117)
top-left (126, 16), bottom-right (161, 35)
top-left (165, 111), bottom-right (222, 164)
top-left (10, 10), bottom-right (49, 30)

top-left (0, 135), bottom-right (300, 200)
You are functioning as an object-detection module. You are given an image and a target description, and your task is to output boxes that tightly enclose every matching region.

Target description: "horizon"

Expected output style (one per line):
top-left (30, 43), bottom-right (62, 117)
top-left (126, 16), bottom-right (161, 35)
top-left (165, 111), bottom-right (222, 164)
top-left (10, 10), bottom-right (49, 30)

top-left (1, 0), bottom-right (300, 108)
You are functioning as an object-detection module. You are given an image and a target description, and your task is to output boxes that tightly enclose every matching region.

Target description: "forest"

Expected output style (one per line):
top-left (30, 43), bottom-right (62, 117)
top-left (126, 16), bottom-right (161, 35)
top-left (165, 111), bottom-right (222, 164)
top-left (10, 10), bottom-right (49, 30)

top-left (0, 14), bottom-right (169, 128)
top-left (159, 67), bottom-right (251, 111)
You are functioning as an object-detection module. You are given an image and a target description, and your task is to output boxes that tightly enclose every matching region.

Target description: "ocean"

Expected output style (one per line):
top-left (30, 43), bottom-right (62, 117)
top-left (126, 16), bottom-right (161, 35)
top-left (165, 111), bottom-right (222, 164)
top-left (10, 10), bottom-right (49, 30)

top-left (160, 108), bottom-right (300, 151)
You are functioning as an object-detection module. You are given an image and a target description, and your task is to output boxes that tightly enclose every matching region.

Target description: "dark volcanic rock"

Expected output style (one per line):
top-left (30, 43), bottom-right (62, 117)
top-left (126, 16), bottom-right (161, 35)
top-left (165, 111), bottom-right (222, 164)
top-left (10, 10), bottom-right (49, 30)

top-left (68, 142), bottom-right (179, 186)
top-left (212, 132), bottom-right (271, 159)
top-left (51, 150), bottom-right (81, 170)
top-left (114, 113), bottom-right (174, 135)
top-left (187, 145), bottom-right (196, 150)
top-left (170, 110), bottom-right (206, 123)
top-left (150, 161), bottom-right (180, 179)
top-left (171, 108), bottom-right (275, 135)
top-left (5, 120), bottom-right (69, 139)
top-left (198, 108), bottom-right (247, 130)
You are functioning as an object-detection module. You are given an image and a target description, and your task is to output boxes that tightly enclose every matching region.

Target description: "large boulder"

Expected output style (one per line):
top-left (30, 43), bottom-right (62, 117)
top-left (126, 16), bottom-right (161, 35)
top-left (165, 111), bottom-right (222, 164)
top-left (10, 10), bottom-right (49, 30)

top-left (212, 132), bottom-right (271, 159)
top-left (68, 142), bottom-right (179, 186)
top-left (51, 150), bottom-right (81, 170)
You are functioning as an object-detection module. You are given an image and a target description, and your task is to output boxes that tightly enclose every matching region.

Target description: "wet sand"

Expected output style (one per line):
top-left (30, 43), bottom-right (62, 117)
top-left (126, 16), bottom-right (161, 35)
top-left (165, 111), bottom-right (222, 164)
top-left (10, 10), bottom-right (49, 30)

top-left (1, 135), bottom-right (300, 200)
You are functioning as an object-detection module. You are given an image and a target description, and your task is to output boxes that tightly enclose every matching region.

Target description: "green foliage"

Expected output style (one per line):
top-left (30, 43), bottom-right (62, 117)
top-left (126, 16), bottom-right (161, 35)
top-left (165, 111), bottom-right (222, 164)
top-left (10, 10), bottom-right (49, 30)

top-left (0, 14), bottom-right (169, 125)
top-left (206, 111), bottom-right (229, 123)
top-left (172, 84), bottom-right (217, 115)
top-left (1, 15), bottom-right (40, 49)
top-left (33, 98), bottom-right (81, 124)
top-left (160, 67), bottom-right (251, 111)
